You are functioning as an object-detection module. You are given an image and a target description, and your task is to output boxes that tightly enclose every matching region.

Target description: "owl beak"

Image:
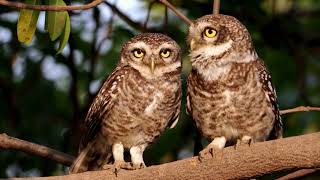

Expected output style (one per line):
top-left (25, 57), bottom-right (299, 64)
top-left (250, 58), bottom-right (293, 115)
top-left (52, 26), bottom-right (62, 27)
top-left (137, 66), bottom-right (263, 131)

top-left (150, 58), bottom-right (155, 74)
top-left (190, 39), bottom-right (196, 51)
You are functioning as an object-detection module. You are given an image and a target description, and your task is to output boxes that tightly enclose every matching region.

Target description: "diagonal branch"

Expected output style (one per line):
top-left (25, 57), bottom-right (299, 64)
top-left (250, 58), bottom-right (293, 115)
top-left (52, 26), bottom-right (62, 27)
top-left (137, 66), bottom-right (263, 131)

top-left (277, 168), bottom-right (320, 180)
top-left (280, 106), bottom-right (320, 115)
top-left (0, 133), bottom-right (74, 166)
top-left (104, 1), bottom-right (151, 32)
top-left (6, 132), bottom-right (320, 179)
top-left (158, 0), bottom-right (193, 25)
top-left (0, 0), bottom-right (104, 11)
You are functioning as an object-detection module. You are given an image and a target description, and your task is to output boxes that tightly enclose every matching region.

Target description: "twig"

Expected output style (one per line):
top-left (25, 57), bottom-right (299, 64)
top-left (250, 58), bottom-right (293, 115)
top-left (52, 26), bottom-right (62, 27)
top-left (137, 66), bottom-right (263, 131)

top-left (158, 0), bottom-right (193, 25)
top-left (276, 168), bottom-right (320, 180)
top-left (0, 133), bottom-right (74, 166)
top-left (144, 0), bottom-right (157, 30)
top-left (86, 8), bottom-right (114, 106)
top-left (0, 0), bottom-right (104, 11)
top-left (164, 5), bottom-right (168, 34)
top-left (213, 0), bottom-right (220, 14)
top-left (104, 1), bottom-right (151, 32)
top-left (96, 14), bottom-right (114, 54)
top-left (280, 106), bottom-right (320, 115)
top-left (87, 7), bottom-right (102, 105)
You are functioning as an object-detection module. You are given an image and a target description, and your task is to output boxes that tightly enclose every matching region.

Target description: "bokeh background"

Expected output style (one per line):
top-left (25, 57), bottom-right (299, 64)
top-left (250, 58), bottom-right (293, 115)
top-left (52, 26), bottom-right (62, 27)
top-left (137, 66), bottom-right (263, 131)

top-left (0, 0), bottom-right (319, 178)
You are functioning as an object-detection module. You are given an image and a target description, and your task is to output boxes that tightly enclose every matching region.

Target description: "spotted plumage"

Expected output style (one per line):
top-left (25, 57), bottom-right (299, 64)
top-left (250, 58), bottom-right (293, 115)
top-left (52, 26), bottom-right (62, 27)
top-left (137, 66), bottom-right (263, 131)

top-left (186, 14), bottom-right (282, 157)
top-left (70, 33), bottom-right (182, 173)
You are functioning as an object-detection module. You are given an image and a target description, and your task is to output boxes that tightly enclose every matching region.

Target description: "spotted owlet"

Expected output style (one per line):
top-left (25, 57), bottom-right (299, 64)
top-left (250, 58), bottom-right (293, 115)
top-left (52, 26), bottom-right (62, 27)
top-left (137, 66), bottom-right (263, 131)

top-left (186, 14), bottom-right (282, 158)
top-left (69, 33), bottom-right (182, 173)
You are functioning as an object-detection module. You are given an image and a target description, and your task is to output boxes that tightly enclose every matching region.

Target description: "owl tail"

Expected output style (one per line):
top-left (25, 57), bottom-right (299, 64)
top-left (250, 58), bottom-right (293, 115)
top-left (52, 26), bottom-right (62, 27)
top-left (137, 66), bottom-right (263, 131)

top-left (69, 143), bottom-right (113, 174)
top-left (69, 147), bottom-right (90, 174)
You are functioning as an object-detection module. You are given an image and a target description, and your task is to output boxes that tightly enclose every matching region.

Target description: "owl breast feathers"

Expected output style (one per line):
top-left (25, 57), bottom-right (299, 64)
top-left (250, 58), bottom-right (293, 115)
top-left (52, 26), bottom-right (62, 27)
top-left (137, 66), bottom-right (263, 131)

top-left (186, 14), bottom-right (282, 153)
top-left (69, 33), bottom-right (182, 173)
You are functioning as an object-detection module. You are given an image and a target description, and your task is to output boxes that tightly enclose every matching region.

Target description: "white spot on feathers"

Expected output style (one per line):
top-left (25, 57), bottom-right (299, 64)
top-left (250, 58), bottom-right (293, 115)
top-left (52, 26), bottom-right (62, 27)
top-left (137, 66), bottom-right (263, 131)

top-left (144, 91), bottom-right (163, 115)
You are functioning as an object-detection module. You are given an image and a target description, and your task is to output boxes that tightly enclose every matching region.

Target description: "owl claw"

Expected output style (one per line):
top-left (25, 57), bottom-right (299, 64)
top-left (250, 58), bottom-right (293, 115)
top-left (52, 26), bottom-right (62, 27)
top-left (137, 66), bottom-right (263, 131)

top-left (234, 139), bottom-right (241, 150)
top-left (132, 162), bottom-right (146, 170)
top-left (234, 136), bottom-right (253, 150)
top-left (198, 146), bottom-right (221, 161)
top-left (103, 161), bottom-right (133, 176)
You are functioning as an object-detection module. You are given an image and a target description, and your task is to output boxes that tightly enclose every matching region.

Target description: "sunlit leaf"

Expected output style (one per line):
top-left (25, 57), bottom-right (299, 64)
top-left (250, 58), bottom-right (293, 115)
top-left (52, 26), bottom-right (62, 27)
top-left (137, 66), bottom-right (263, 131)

top-left (47, 0), bottom-right (67, 41)
top-left (17, 0), bottom-right (40, 44)
top-left (57, 13), bottom-right (70, 54)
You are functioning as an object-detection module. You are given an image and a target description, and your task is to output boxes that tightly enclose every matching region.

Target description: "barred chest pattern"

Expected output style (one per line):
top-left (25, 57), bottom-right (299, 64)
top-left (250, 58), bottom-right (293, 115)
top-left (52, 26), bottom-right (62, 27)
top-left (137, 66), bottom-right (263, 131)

top-left (69, 33), bottom-right (182, 173)
top-left (187, 60), bottom-right (276, 143)
top-left (101, 67), bottom-right (181, 148)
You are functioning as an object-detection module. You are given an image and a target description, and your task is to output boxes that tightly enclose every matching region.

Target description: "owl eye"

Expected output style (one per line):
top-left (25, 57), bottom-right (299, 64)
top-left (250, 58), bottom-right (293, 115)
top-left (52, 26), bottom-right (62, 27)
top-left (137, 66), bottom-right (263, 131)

top-left (160, 49), bottom-right (171, 58)
top-left (203, 27), bottom-right (217, 38)
top-left (132, 49), bottom-right (145, 58)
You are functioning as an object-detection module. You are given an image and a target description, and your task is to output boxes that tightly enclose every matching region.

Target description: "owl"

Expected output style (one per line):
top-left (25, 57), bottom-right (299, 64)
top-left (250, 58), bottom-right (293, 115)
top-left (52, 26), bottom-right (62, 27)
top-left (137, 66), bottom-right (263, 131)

top-left (186, 14), bottom-right (282, 158)
top-left (69, 33), bottom-right (182, 173)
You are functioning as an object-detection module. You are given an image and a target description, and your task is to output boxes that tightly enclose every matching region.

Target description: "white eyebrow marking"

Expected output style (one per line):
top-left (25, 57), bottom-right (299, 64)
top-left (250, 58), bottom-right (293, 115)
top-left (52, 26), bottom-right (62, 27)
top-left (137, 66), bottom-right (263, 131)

top-left (193, 40), bottom-right (233, 58)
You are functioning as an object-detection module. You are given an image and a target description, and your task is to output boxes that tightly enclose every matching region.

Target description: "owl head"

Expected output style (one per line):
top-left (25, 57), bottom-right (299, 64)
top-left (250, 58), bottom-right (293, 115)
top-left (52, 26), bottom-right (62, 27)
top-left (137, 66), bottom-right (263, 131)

top-left (120, 33), bottom-right (181, 79)
top-left (187, 14), bottom-right (257, 68)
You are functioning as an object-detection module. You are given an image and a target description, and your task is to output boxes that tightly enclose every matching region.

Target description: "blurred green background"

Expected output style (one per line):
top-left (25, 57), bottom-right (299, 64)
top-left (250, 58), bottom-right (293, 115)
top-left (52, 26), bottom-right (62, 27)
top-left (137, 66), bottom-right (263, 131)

top-left (0, 0), bottom-right (319, 178)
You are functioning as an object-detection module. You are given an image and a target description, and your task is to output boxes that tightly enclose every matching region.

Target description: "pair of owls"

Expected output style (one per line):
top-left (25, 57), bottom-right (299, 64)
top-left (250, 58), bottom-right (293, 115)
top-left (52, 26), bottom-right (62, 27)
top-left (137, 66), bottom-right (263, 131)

top-left (69, 14), bottom-right (282, 173)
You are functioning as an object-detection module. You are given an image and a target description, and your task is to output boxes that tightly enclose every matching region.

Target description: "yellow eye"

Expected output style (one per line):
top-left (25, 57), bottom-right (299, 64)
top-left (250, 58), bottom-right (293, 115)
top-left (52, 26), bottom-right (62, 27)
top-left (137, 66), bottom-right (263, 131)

top-left (132, 49), bottom-right (145, 58)
top-left (160, 49), bottom-right (171, 58)
top-left (203, 27), bottom-right (217, 38)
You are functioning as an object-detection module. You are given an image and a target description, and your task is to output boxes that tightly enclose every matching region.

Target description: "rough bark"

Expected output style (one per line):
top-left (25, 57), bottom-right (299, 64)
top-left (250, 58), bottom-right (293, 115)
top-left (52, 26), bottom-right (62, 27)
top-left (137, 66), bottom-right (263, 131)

top-left (9, 132), bottom-right (320, 180)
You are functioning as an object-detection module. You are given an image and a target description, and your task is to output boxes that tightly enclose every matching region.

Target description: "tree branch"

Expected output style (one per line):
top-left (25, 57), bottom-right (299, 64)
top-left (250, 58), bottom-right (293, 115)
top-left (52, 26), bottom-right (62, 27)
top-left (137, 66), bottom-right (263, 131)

top-left (144, 0), bottom-right (157, 30)
top-left (158, 0), bottom-right (193, 25)
top-left (0, 133), bottom-right (74, 166)
top-left (104, 1), bottom-right (150, 32)
top-left (277, 168), bottom-right (320, 180)
top-left (213, 0), bottom-right (220, 14)
top-left (280, 106), bottom-right (320, 115)
top-left (3, 132), bottom-right (320, 179)
top-left (0, 0), bottom-right (104, 11)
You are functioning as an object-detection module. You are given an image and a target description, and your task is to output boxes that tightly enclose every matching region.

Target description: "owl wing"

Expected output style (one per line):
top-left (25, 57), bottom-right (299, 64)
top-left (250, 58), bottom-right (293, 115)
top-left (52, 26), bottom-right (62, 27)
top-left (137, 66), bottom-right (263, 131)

top-left (186, 70), bottom-right (196, 116)
top-left (256, 59), bottom-right (283, 140)
top-left (80, 65), bottom-right (128, 150)
top-left (167, 85), bottom-right (182, 129)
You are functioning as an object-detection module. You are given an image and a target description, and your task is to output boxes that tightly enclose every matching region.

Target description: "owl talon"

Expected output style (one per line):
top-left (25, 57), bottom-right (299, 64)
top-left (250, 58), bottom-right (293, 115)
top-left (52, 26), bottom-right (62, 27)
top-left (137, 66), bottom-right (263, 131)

top-left (234, 139), bottom-right (241, 150)
top-left (198, 146), bottom-right (219, 161)
top-left (234, 136), bottom-right (253, 150)
top-left (132, 162), bottom-right (146, 170)
top-left (241, 135), bottom-right (253, 147)
top-left (103, 161), bottom-right (133, 175)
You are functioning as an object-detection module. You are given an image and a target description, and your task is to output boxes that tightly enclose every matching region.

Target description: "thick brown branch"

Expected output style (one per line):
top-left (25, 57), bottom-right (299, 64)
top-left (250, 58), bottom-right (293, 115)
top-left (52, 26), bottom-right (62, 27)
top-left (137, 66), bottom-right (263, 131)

top-left (158, 0), bottom-right (193, 25)
top-left (7, 132), bottom-right (320, 179)
top-left (277, 168), bottom-right (320, 180)
top-left (0, 133), bottom-right (74, 166)
top-left (0, 0), bottom-right (104, 11)
top-left (280, 106), bottom-right (320, 115)
top-left (213, 0), bottom-right (220, 14)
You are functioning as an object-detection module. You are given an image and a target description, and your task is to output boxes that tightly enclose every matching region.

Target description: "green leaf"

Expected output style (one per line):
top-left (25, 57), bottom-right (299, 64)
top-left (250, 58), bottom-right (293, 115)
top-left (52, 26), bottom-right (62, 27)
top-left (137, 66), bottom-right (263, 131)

top-left (56, 13), bottom-right (70, 54)
top-left (47, 0), bottom-right (67, 41)
top-left (17, 0), bottom-right (40, 44)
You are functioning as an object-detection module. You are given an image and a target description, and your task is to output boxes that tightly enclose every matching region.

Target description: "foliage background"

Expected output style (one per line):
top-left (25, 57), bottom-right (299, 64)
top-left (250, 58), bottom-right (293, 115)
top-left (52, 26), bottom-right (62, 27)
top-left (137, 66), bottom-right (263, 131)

top-left (0, 0), bottom-right (319, 178)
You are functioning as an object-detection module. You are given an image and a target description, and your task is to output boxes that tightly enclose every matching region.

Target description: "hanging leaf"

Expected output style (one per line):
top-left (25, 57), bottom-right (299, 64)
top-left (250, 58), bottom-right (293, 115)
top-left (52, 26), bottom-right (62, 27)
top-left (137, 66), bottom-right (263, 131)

top-left (47, 0), bottom-right (67, 41)
top-left (17, 0), bottom-right (40, 44)
top-left (57, 13), bottom-right (70, 54)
